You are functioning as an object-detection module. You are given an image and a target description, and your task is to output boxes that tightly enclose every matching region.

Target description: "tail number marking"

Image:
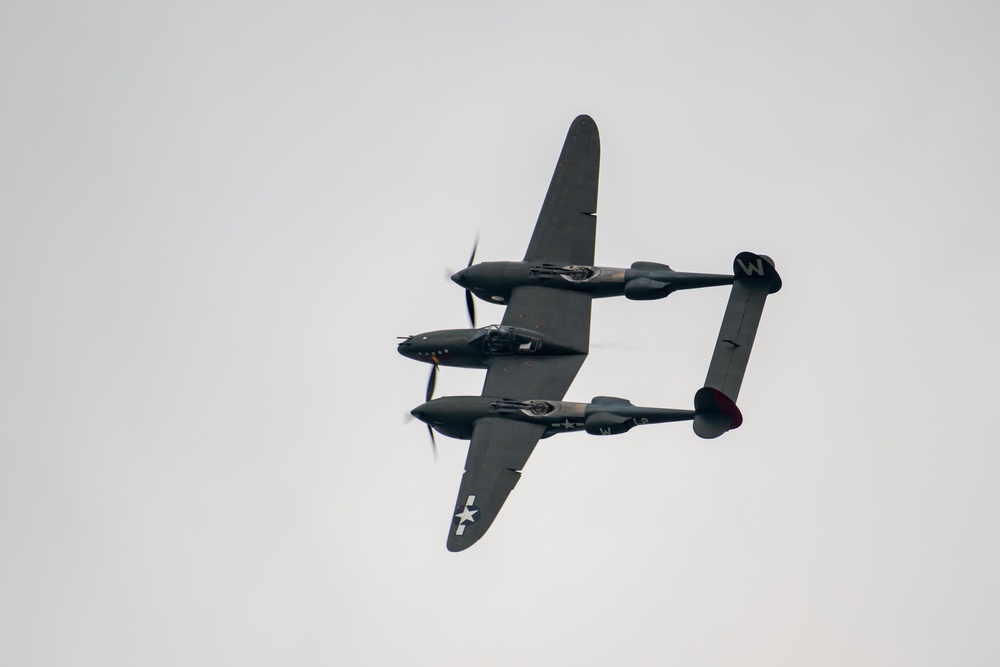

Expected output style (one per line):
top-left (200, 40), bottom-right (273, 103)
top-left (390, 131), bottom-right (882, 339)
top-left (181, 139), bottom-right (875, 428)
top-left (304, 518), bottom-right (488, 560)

top-left (736, 258), bottom-right (764, 277)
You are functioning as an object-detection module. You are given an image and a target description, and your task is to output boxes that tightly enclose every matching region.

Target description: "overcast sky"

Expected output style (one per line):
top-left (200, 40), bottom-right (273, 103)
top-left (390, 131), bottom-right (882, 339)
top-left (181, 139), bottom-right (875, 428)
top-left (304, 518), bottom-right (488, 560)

top-left (2, 1), bottom-right (999, 665)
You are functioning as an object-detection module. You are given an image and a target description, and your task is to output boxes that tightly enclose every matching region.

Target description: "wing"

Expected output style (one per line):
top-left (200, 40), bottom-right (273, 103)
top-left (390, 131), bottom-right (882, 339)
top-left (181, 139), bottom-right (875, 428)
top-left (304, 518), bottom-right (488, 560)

top-left (451, 288), bottom-right (590, 550)
top-left (482, 354), bottom-right (587, 401)
top-left (501, 286), bottom-right (592, 355)
top-left (447, 417), bottom-right (547, 552)
top-left (523, 115), bottom-right (600, 265)
top-left (484, 286), bottom-right (592, 398)
top-left (447, 125), bottom-right (600, 552)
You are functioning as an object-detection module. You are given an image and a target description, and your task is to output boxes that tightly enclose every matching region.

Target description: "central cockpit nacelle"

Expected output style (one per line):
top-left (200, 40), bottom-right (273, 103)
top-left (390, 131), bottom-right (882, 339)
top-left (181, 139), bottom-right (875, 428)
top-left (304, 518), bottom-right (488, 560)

top-left (398, 324), bottom-right (583, 369)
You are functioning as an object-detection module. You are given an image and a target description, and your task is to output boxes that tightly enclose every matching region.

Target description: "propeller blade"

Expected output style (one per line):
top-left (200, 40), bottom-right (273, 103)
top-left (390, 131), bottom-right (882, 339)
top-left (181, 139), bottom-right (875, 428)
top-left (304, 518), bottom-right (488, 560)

top-left (447, 234), bottom-right (479, 327)
top-left (465, 289), bottom-right (476, 328)
top-left (426, 364), bottom-right (438, 402)
top-left (466, 234), bottom-right (479, 268)
top-left (426, 424), bottom-right (438, 461)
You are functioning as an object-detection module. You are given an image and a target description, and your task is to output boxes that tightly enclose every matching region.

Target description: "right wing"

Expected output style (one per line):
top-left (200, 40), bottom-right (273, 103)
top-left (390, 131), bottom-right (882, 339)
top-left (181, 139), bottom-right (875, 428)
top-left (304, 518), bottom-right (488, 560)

top-left (453, 303), bottom-right (587, 550)
top-left (522, 115), bottom-right (600, 266)
top-left (449, 284), bottom-right (592, 551)
top-left (447, 417), bottom-right (547, 552)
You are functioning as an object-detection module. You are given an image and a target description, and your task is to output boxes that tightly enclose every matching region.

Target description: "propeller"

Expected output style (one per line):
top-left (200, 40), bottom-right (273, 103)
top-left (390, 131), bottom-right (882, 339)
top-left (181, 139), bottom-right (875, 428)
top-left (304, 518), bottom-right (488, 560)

top-left (458, 235), bottom-right (478, 327)
top-left (404, 410), bottom-right (438, 462)
top-left (465, 290), bottom-right (476, 329)
top-left (425, 360), bottom-right (439, 459)
top-left (426, 362), bottom-right (438, 403)
top-left (401, 363), bottom-right (438, 461)
top-left (465, 236), bottom-right (478, 326)
top-left (425, 423), bottom-right (437, 461)
top-left (445, 235), bottom-right (480, 327)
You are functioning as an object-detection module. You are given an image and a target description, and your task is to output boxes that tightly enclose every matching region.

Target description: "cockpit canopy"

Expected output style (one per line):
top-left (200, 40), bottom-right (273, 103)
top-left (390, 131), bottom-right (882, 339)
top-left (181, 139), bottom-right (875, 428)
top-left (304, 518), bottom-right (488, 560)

top-left (469, 325), bottom-right (542, 355)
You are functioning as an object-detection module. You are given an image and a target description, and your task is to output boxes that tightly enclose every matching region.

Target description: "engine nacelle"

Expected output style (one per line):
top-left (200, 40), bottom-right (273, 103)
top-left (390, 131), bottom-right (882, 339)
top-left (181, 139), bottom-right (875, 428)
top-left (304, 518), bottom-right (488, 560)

top-left (624, 276), bottom-right (670, 301)
top-left (585, 412), bottom-right (633, 435)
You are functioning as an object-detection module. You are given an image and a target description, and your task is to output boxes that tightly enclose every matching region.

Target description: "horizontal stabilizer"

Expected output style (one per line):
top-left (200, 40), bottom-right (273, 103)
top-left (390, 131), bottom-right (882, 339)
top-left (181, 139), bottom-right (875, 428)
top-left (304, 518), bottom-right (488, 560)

top-left (703, 252), bottom-right (781, 404)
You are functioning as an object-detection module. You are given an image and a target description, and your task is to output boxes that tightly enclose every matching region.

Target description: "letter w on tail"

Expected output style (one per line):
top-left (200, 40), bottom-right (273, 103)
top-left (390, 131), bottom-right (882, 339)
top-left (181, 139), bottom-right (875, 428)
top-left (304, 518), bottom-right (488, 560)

top-left (736, 257), bottom-right (764, 277)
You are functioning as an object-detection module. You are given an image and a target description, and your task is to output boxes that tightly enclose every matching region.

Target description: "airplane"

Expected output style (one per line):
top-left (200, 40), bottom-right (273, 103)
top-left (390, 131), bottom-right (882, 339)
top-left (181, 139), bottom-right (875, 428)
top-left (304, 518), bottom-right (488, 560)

top-left (400, 115), bottom-right (781, 551)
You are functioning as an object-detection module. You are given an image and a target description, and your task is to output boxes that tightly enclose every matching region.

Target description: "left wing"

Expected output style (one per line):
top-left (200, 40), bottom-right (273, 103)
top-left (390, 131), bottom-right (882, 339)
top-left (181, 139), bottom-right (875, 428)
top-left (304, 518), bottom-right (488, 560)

top-left (522, 115), bottom-right (600, 266)
top-left (447, 417), bottom-right (547, 552)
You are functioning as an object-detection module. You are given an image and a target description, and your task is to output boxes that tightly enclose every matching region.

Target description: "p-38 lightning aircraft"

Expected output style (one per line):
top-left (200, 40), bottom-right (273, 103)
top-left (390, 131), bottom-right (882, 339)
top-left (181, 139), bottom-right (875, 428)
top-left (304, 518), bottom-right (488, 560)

top-left (399, 115), bottom-right (781, 551)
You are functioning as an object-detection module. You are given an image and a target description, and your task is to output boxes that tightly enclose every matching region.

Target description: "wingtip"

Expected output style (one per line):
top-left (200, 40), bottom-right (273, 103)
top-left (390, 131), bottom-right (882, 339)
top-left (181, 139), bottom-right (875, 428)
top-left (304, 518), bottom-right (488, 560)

top-left (446, 535), bottom-right (476, 552)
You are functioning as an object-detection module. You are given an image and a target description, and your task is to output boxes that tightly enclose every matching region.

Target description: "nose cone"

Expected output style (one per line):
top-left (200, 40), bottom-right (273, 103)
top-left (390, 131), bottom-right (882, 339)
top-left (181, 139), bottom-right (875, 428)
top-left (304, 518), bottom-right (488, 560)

top-left (397, 338), bottom-right (415, 359)
top-left (410, 403), bottom-right (428, 422)
top-left (450, 268), bottom-right (467, 287)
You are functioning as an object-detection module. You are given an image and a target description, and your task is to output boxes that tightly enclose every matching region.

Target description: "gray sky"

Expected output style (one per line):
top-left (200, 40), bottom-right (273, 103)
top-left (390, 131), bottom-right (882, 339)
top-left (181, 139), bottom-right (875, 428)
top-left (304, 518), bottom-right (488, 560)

top-left (2, 1), bottom-right (999, 665)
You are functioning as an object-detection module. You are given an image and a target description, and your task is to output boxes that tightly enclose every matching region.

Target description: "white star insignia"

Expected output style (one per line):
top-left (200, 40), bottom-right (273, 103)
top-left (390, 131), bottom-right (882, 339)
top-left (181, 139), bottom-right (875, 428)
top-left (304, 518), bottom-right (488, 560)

top-left (455, 505), bottom-right (479, 524)
top-left (559, 419), bottom-right (578, 429)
